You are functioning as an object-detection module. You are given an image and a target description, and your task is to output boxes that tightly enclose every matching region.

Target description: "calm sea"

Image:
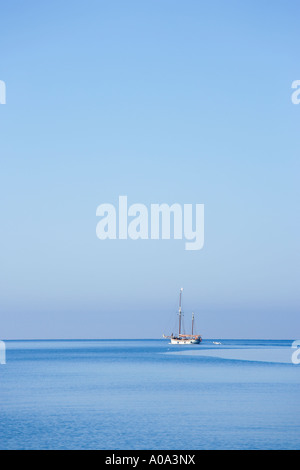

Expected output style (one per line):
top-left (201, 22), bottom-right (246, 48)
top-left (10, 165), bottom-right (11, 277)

top-left (0, 339), bottom-right (299, 450)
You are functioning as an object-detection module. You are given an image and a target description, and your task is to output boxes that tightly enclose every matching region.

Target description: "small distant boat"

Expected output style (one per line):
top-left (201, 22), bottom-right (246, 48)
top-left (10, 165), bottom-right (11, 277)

top-left (213, 342), bottom-right (221, 345)
top-left (163, 288), bottom-right (202, 345)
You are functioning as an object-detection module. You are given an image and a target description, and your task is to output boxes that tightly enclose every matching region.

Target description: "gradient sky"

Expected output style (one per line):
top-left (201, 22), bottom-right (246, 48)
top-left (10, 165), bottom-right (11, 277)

top-left (0, 0), bottom-right (299, 339)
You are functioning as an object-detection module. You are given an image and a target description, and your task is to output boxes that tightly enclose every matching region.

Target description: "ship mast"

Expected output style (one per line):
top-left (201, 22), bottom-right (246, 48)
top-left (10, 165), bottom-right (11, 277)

top-left (192, 312), bottom-right (194, 335)
top-left (178, 288), bottom-right (183, 335)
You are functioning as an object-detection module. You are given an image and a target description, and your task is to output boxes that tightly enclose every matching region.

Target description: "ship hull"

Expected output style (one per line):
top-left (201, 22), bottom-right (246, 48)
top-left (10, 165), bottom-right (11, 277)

top-left (170, 337), bottom-right (201, 345)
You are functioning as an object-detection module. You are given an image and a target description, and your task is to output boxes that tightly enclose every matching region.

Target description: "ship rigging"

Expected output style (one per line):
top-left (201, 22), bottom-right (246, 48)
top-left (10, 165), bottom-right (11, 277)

top-left (163, 288), bottom-right (202, 345)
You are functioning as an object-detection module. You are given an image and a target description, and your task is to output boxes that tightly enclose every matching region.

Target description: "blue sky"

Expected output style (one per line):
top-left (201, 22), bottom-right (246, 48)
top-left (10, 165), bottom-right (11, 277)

top-left (0, 0), bottom-right (299, 339)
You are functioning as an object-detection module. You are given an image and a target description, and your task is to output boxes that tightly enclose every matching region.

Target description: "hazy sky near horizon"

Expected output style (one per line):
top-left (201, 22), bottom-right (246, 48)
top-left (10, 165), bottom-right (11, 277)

top-left (0, 0), bottom-right (299, 339)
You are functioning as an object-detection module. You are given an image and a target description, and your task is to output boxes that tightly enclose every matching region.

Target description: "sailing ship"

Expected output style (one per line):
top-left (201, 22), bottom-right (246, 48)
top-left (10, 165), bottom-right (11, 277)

top-left (163, 288), bottom-right (202, 345)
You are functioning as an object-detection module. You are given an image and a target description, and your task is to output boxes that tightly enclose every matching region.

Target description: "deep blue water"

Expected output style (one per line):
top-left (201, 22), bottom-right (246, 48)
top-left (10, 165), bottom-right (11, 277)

top-left (0, 339), bottom-right (299, 450)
